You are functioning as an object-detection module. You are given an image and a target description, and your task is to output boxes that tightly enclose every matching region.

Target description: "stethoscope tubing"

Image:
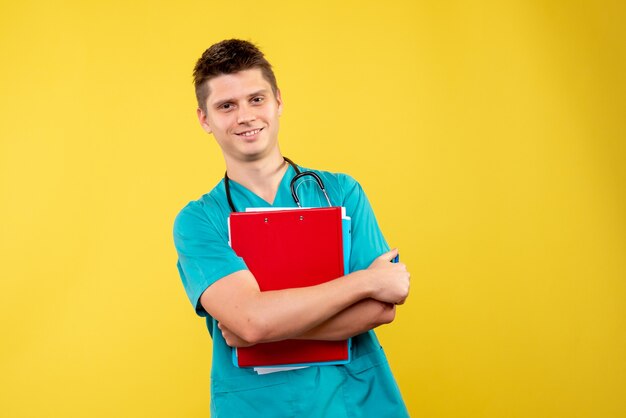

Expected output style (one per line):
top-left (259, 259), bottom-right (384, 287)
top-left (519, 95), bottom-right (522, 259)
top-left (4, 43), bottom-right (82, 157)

top-left (224, 157), bottom-right (331, 212)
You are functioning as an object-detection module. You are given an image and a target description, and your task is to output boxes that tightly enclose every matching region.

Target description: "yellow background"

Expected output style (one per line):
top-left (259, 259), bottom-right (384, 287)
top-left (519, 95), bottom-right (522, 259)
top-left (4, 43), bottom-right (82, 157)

top-left (1, 1), bottom-right (625, 417)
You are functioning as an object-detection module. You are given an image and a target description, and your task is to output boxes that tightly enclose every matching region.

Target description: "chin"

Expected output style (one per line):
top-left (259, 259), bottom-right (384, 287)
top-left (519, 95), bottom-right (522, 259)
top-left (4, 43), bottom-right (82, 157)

top-left (237, 149), bottom-right (268, 161)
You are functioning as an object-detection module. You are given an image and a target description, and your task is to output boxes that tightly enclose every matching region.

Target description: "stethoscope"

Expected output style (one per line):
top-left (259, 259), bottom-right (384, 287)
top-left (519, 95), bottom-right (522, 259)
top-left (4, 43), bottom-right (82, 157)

top-left (224, 157), bottom-right (332, 213)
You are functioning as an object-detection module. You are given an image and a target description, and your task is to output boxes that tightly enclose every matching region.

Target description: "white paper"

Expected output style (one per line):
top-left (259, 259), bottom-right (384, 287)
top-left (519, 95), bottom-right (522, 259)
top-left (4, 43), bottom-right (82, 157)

top-left (253, 366), bottom-right (309, 375)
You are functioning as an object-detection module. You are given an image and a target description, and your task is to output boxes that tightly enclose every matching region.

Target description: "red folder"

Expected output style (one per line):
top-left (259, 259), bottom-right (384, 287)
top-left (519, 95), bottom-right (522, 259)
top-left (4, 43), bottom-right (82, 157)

top-left (229, 207), bottom-right (350, 368)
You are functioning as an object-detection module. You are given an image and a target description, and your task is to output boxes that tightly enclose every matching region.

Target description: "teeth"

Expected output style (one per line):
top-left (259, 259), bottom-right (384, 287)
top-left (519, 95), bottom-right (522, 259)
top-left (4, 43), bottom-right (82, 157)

top-left (240, 129), bottom-right (260, 137)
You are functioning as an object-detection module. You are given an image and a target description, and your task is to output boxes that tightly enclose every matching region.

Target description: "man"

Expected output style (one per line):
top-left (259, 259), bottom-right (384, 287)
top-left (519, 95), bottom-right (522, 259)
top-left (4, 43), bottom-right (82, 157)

top-left (173, 39), bottom-right (411, 417)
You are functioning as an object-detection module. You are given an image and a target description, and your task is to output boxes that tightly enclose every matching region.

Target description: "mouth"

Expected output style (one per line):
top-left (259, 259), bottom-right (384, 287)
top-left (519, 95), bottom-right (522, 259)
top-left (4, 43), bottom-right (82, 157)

top-left (235, 128), bottom-right (263, 137)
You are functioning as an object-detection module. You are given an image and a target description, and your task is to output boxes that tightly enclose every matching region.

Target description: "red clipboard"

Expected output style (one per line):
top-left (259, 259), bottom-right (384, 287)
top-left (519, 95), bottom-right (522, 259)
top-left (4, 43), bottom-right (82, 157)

top-left (228, 207), bottom-right (351, 368)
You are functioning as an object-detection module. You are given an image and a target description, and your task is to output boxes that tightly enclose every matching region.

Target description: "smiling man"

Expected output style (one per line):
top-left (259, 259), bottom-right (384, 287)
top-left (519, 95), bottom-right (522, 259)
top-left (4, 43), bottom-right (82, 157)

top-left (173, 39), bottom-right (411, 417)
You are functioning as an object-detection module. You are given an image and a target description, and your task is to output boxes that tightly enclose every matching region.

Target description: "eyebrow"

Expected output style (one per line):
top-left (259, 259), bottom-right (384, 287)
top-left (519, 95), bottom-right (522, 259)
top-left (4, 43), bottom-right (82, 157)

top-left (212, 89), bottom-right (269, 108)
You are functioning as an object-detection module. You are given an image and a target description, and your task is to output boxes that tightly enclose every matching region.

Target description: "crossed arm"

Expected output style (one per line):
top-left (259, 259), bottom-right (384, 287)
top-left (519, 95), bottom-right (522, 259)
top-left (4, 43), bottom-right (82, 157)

top-left (201, 248), bottom-right (410, 347)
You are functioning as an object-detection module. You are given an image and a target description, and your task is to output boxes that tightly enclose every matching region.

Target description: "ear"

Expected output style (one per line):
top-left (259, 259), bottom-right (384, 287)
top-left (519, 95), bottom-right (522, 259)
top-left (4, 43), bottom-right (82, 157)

top-left (276, 89), bottom-right (283, 116)
top-left (197, 107), bottom-right (212, 134)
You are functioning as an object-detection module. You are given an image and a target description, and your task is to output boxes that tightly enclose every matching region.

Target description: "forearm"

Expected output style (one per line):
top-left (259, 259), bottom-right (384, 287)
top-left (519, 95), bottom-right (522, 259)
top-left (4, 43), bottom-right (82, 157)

top-left (205, 248), bottom-right (409, 346)
top-left (246, 271), bottom-right (378, 342)
top-left (219, 299), bottom-right (395, 347)
top-left (204, 269), bottom-right (375, 345)
top-left (295, 299), bottom-right (396, 341)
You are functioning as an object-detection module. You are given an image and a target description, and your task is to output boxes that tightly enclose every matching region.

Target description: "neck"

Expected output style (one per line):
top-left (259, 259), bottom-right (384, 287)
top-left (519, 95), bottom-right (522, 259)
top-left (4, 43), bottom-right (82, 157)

top-left (224, 151), bottom-right (288, 204)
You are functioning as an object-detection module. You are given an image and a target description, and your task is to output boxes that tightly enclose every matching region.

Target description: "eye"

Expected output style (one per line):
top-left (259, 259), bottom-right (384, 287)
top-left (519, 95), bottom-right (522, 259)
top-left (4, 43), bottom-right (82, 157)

top-left (219, 102), bottom-right (234, 111)
top-left (251, 96), bottom-right (264, 104)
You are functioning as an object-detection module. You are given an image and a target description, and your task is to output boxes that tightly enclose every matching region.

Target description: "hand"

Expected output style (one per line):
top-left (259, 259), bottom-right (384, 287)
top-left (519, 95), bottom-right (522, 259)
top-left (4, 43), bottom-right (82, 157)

top-left (217, 322), bottom-right (256, 348)
top-left (366, 248), bottom-right (410, 305)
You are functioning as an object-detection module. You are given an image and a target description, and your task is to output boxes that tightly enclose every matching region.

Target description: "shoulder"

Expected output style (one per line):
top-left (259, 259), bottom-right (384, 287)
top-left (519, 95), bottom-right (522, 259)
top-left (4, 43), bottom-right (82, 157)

top-left (173, 180), bottom-right (229, 237)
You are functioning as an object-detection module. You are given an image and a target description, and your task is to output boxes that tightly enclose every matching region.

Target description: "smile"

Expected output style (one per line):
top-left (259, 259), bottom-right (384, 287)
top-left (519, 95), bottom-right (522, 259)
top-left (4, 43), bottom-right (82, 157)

top-left (236, 128), bottom-right (263, 137)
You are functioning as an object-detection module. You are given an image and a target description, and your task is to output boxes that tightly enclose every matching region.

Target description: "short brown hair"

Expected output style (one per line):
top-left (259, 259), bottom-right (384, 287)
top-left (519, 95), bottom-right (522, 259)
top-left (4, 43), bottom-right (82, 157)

top-left (193, 39), bottom-right (278, 112)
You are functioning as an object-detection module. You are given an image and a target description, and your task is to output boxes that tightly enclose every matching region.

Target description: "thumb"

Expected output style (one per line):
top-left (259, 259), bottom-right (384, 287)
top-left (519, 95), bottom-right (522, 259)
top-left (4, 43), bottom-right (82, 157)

top-left (378, 248), bottom-right (399, 262)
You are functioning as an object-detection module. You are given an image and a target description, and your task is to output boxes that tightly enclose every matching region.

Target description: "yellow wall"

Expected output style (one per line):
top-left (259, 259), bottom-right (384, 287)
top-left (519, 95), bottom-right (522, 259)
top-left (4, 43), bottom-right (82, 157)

top-left (1, 1), bottom-right (625, 417)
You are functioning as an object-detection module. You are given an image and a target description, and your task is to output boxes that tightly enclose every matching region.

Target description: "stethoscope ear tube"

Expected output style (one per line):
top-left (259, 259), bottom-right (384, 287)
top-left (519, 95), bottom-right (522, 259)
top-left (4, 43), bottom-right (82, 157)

top-left (224, 157), bottom-right (331, 212)
top-left (290, 171), bottom-right (332, 208)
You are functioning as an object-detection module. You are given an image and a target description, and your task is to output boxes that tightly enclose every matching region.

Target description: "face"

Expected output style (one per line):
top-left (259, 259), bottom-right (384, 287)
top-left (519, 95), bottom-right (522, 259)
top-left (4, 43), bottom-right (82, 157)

top-left (197, 68), bottom-right (283, 163)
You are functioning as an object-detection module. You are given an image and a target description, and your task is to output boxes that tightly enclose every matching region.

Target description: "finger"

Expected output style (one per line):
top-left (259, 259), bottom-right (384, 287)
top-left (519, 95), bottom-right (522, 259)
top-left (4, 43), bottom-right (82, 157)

top-left (378, 248), bottom-right (399, 262)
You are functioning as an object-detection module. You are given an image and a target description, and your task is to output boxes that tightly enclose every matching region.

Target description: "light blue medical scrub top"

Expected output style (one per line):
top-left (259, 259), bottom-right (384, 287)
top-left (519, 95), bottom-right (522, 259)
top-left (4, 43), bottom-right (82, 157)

top-left (173, 165), bottom-right (409, 418)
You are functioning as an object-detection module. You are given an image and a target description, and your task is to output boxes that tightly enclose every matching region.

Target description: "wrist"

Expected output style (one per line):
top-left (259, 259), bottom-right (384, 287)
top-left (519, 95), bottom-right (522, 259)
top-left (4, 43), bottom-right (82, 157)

top-left (349, 269), bottom-right (375, 300)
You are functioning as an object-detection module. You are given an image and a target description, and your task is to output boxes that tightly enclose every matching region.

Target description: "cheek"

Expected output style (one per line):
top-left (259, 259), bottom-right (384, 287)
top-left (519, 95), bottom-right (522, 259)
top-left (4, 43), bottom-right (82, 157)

top-left (262, 110), bottom-right (280, 127)
top-left (210, 118), bottom-right (235, 137)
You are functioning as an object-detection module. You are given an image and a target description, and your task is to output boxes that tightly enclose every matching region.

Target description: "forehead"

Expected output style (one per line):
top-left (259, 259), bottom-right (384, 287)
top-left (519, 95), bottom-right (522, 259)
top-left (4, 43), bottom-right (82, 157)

top-left (206, 68), bottom-right (273, 104)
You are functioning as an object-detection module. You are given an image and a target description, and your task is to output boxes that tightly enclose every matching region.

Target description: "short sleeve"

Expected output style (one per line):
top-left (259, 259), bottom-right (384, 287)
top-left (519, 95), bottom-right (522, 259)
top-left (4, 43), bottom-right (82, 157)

top-left (339, 175), bottom-right (390, 272)
top-left (173, 200), bottom-right (248, 316)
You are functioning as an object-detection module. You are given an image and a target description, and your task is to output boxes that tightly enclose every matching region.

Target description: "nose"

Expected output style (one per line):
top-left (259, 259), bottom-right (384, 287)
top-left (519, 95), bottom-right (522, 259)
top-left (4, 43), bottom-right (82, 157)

top-left (237, 103), bottom-right (256, 124)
